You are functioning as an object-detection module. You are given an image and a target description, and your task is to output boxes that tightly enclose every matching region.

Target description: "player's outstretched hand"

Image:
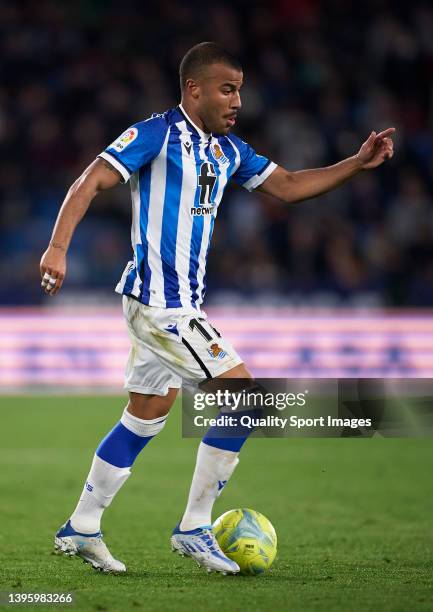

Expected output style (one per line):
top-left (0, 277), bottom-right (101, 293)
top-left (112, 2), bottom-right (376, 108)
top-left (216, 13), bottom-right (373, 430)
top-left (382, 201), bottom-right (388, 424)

top-left (40, 245), bottom-right (66, 296)
top-left (356, 128), bottom-right (395, 170)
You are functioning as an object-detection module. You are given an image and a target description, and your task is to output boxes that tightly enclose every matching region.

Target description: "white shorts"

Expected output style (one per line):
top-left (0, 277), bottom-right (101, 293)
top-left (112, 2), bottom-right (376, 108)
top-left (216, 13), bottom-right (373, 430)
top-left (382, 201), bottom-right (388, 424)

top-left (122, 296), bottom-right (243, 396)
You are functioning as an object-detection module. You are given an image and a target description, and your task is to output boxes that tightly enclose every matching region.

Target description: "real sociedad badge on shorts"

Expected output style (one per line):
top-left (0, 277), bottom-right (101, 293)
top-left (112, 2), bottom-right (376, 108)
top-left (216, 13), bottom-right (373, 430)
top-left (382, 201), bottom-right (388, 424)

top-left (207, 343), bottom-right (228, 360)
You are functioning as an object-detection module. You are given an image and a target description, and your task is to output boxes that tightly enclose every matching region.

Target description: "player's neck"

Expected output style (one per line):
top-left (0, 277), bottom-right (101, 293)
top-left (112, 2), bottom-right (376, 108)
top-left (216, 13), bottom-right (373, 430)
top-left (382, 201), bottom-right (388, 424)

top-left (179, 101), bottom-right (211, 136)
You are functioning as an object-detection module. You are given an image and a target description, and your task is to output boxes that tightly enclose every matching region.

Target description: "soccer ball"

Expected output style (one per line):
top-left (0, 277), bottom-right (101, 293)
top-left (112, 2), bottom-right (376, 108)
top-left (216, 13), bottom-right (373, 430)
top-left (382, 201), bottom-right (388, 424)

top-left (212, 508), bottom-right (277, 575)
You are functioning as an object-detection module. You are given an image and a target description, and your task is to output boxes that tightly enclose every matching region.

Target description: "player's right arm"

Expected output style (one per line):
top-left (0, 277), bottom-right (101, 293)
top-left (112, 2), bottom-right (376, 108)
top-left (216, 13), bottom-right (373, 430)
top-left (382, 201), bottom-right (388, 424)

top-left (40, 115), bottom-right (168, 296)
top-left (39, 158), bottom-right (122, 296)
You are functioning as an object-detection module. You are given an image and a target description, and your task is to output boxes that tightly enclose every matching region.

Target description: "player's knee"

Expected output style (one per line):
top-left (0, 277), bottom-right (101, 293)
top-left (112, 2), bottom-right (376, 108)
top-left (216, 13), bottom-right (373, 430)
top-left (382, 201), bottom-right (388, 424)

top-left (216, 363), bottom-right (253, 380)
top-left (127, 388), bottom-right (178, 420)
top-left (200, 364), bottom-right (254, 396)
top-left (201, 375), bottom-right (267, 417)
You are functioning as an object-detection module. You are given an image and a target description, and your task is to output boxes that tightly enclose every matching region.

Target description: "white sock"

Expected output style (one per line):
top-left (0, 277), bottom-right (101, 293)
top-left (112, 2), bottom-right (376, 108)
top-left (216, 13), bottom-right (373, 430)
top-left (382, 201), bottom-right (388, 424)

top-left (69, 409), bottom-right (168, 534)
top-left (70, 455), bottom-right (131, 534)
top-left (180, 442), bottom-right (239, 531)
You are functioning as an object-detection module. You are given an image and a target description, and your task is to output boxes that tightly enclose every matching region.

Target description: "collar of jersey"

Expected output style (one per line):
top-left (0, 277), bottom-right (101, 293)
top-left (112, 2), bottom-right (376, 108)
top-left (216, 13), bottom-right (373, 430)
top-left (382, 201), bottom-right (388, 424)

top-left (178, 104), bottom-right (212, 141)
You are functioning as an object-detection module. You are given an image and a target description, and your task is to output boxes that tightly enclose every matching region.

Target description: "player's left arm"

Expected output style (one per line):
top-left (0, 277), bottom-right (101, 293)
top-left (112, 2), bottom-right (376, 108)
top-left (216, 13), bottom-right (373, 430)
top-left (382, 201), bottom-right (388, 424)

top-left (257, 128), bottom-right (395, 203)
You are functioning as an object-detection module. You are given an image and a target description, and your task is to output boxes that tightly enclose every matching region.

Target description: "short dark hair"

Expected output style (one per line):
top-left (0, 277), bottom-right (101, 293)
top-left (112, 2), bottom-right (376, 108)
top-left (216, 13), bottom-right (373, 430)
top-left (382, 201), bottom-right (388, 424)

top-left (179, 42), bottom-right (242, 90)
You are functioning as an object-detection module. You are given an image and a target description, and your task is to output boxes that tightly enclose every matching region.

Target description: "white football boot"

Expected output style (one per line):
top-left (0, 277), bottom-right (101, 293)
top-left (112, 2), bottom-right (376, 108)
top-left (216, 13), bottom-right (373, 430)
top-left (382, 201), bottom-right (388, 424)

top-left (54, 520), bottom-right (126, 573)
top-left (171, 524), bottom-right (239, 575)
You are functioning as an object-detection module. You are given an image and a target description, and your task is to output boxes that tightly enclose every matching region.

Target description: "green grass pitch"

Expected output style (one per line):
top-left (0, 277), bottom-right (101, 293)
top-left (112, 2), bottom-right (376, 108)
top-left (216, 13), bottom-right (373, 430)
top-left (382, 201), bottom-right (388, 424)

top-left (1, 396), bottom-right (433, 612)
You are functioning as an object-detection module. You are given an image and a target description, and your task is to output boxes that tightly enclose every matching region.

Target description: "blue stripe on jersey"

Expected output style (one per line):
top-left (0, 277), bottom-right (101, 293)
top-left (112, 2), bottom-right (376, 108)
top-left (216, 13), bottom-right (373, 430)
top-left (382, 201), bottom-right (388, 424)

top-left (220, 136), bottom-right (239, 182)
top-left (188, 133), bottom-right (206, 309)
top-left (200, 215), bottom-right (215, 302)
top-left (123, 173), bottom-right (149, 295)
top-left (122, 260), bottom-right (136, 295)
top-left (160, 126), bottom-right (182, 307)
top-left (188, 226), bottom-right (202, 307)
top-left (210, 142), bottom-right (222, 204)
top-left (138, 166), bottom-right (152, 301)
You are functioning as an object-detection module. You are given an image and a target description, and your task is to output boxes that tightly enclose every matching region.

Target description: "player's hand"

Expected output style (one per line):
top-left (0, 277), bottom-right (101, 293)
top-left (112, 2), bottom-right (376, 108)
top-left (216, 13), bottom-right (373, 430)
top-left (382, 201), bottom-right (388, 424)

top-left (356, 128), bottom-right (395, 170)
top-left (40, 245), bottom-right (67, 296)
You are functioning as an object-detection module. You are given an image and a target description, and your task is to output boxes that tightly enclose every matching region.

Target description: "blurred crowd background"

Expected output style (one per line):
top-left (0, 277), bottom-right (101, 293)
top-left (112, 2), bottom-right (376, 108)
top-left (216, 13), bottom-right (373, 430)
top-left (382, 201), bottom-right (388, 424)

top-left (1, 0), bottom-right (433, 307)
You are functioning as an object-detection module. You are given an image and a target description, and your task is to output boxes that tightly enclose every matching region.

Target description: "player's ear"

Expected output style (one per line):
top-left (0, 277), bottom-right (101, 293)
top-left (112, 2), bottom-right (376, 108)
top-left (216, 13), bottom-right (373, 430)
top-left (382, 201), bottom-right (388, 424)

top-left (185, 78), bottom-right (200, 99)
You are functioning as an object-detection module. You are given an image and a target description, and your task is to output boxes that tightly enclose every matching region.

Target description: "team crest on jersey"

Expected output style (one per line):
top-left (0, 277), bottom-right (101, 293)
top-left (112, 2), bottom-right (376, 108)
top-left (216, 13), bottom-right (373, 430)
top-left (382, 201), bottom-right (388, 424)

top-left (207, 343), bottom-right (227, 359)
top-left (111, 127), bottom-right (138, 152)
top-left (211, 142), bottom-right (229, 165)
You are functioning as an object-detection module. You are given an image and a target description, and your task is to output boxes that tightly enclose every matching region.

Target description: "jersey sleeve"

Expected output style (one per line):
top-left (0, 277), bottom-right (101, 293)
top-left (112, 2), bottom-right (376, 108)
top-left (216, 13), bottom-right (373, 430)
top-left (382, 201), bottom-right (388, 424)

top-left (229, 135), bottom-right (277, 192)
top-left (98, 115), bottom-right (168, 183)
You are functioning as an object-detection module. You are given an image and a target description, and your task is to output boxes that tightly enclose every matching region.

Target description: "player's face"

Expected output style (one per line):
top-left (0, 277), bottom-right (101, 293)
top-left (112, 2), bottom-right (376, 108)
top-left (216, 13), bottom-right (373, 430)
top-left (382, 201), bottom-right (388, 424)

top-left (196, 64), bottom-right (243, 135)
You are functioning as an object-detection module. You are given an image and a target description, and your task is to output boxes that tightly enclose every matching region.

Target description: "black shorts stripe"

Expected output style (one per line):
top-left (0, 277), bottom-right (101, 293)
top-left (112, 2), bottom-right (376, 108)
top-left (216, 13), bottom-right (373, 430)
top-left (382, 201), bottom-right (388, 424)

top-left (181, 338), bottom-right (212, 379)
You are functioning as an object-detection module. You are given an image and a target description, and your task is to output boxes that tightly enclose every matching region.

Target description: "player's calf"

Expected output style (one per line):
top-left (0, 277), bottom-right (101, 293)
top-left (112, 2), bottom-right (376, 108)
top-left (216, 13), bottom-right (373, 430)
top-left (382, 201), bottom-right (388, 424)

top-left (69, 407), bottom-right (170, 535)
top-left (179, 380), bottom-right (265, 533)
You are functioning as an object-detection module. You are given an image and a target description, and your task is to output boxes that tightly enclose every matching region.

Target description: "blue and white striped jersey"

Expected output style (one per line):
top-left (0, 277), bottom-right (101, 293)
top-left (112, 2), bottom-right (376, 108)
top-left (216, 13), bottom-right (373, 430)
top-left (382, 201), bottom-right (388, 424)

top-left (99, 105), bottom-right (277, 312)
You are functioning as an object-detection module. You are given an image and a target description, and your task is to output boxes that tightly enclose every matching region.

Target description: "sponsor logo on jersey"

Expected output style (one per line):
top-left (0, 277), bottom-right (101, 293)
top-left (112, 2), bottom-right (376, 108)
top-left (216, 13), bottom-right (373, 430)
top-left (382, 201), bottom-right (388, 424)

top-left (111, 127), bottom-right (138, 152)
top-left (190, 161), bottom-right (217, 216)
top-left (207, 343), bottom-right (227, 359)
top-left (190, 205), bottom-right (214, 216)
top-left (85, 481), bottom-right (94, 492)
top-left (211, 142), bottom-right (229, 164)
